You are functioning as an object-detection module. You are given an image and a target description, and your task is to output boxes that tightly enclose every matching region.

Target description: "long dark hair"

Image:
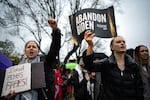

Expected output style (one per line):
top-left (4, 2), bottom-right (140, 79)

top-left (134, 45), bottom-right (150, 77)
top-left (134, 45), bottom-right (148, 65)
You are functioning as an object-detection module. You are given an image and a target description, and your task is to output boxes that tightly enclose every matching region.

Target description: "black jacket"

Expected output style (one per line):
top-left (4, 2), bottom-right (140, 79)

top-left (71, 70), bottom-right (92, 100)
top-left (38, 29), bottom-right (61, 100)
top-left (83, 53), bottom-right (144, 100)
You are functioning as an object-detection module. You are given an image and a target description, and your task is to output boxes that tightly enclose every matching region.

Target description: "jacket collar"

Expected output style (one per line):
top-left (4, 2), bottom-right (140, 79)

top-left (108, 54), bottom-right (135, 65)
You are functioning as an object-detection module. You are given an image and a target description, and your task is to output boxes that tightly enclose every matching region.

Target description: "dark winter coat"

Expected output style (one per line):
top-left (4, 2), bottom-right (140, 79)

top-left (38, 29), bottom-right (61, 100)
top-left (71, 70), bottom-right (92, 100)
top-left (83, 53), bottom-right (144, 100)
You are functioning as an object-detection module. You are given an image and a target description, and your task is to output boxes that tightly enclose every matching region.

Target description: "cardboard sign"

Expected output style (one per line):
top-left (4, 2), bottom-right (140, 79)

top-left (1, 63), bottom-right (31, 96)
top-left (69, 6), bottom-right (117, 43)
top-left (1, 62), bottom-right (46, 96)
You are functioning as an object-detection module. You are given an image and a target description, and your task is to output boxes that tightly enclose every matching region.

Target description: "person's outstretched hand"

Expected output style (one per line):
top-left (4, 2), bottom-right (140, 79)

top-left (48, 18), bottom-right (58, 29)
top-left (84, 30), bottom-right (95, 46)
top-left (84, 30), bottom-right (95, 55)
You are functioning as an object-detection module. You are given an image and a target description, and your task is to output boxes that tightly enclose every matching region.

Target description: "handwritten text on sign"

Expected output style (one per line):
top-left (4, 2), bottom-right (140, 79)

top-left (1, 63), bottom-right (31, 96)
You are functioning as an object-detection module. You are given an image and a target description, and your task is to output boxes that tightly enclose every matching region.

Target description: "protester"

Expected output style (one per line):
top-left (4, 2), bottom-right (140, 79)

top-left (54, 65), bottom-right (64, 100)
top-left (62, 64), bottom-right (75, 100)
top-left (93, 53), bottom-right (108, 100)
top-left (89, 71), bottom-right (95, 100)
top-left (2, 18), bottom-right (61, 100)
top-left (70, 57), bottom-right (92, 100)
top-left (134, 45), bottom-right (150, 100)
top-left (82, 30), bottom-right (144, 100)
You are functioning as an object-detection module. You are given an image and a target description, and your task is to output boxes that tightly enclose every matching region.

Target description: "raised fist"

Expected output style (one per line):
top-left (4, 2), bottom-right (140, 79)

top-left (48, 18), bottom-right (58, 29)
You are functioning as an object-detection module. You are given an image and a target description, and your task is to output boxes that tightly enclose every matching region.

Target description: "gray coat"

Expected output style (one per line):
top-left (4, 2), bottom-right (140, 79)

top-left (140, 64), bottom-right (150, 100)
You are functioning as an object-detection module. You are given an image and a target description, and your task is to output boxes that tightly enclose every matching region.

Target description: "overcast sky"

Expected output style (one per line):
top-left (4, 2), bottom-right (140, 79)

top-left (115, 0), bottom-right (150, 51)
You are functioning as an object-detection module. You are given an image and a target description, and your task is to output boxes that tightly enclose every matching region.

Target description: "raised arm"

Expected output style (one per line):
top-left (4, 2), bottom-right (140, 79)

top-left (46, 18), bottom-right (61, 69)
top-left (84, 30), bottom-right (95, 56)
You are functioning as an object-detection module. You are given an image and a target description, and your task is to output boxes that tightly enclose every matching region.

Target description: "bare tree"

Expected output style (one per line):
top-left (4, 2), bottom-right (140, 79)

top-left (0, 0), bottom-right (63, 53)
top-left (0, 0), bottom-right (121, 63)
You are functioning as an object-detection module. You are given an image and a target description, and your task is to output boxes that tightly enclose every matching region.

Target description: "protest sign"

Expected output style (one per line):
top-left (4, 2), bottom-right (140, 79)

top-left (1, 63), bottom-right (31, 96)
top-left (1, 62), bottom-right (45, 96)
top-left (69, 6), bottom-right (117, 43)
top-left (31, 62), bottom-right (46, 89)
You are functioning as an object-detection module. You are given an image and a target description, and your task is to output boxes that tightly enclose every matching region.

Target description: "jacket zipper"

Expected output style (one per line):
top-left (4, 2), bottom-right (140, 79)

top-left (42, 88), bottom-right (48, 99)
top-left (121, 71), bottom-right (123, 76)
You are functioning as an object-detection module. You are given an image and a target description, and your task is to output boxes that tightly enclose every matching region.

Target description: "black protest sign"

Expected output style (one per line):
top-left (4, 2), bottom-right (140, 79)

top-left (69, 6), bottom-right (117, 43)
top-left (31, 62), bottom-right (46, 89)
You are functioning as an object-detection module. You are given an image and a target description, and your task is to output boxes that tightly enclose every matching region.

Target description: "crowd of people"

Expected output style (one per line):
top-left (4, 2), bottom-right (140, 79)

top-left (0, 19), bottom-right (150, 100)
